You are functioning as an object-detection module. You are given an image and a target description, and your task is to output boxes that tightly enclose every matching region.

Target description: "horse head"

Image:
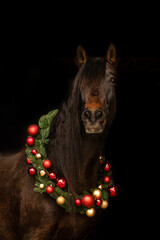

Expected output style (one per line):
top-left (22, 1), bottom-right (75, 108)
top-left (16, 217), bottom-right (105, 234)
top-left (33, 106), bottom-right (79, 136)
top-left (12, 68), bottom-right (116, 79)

top-left (75, 44), bottom-right (117, 135)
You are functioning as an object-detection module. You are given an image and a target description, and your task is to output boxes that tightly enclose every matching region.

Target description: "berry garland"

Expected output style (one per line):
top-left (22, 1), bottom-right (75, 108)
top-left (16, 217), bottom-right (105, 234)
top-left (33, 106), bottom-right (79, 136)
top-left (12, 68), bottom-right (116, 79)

top-left (26, 109), bottom-right (118, 217)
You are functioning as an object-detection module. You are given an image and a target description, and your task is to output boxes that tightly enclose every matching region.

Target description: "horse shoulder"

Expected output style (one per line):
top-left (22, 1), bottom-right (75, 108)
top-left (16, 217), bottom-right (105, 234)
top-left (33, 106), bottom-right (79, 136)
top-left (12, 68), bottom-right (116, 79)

top-left (0, 151), bottom-right (24, 238)
top-left (0, 151), bottom-right (59, 239)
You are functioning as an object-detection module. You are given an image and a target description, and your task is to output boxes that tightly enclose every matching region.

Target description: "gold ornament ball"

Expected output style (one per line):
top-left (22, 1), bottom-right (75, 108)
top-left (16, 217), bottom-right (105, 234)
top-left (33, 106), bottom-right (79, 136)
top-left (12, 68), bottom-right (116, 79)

top-left (99, 155), bottom-right (104, 163)
top-left (99, 155), bottom-right (104, 160)
top-left (86, 208), bottom-right (96, 217)
top-left (35, 153), bottom-right (42, 159)
top-left (39, 183), bottom-right (45, 189)
top-left (56, 196), bottom-right (65, 205)
top-left (98, 184), bottom-right (103, 190)
top-left (92, 189), bottom-right (102, 198)
top-left (39, 169), bottom-right (46, 177)
top-left (101, 200), bottom-right (108, 209)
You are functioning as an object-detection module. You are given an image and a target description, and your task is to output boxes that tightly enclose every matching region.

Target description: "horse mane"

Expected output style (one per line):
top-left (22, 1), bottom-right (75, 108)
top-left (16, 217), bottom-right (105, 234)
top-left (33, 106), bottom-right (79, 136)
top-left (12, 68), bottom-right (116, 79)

top-left (48, 58), bottom-right (107, 196)
top-left (48, 65), bottom-right (83, 195)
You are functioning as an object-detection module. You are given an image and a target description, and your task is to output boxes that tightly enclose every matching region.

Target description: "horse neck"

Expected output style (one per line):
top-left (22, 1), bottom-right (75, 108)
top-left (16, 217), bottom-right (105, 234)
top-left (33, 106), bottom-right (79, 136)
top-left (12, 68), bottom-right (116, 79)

top-left (48, 101), bottom-right (106, 195)
top-left (77, 135), bottom-right (105, 193)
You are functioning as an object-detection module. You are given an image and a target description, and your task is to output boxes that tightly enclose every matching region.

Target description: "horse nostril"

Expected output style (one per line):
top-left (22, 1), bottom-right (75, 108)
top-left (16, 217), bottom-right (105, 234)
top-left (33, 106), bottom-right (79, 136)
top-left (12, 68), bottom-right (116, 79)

top-left (96, 110), bottom-right (103, 119)
top-left (82, 110), bottom-right (91, 120)
top-left (95, 110), bottom-right (105, 121)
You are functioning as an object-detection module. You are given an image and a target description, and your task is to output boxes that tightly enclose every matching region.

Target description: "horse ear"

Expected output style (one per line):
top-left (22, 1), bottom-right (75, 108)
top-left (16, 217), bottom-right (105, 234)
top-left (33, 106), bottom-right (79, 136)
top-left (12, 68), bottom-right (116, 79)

top-left (75, 45), bottom-right (87, 68)
top-left (106, 44), bottom-right (116, 64)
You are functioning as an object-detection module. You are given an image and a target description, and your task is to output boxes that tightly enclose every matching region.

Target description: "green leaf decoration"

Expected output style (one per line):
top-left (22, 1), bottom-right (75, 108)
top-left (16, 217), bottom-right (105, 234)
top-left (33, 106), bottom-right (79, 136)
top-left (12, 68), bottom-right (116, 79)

top-left (25, 108), bottom-right (117, 217)
top-left (38, 109), bottom-right (59, 129)
top-left (38, 116), bottom-right (48, 129)
top-left (41, 127), bottom-right (50, 139)
top-left (47, 109), bottom-right (59, 121)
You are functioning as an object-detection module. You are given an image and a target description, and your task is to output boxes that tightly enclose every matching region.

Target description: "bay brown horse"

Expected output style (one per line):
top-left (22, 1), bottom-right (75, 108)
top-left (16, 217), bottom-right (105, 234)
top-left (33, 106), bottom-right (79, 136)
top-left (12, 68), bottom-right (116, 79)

top-left (0, 44), bottom-right (117, 240)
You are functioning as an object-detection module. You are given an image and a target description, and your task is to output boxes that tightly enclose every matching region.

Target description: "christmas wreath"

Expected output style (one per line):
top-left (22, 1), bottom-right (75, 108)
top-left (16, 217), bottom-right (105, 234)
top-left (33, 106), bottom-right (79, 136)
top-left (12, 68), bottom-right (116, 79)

top-left (26, 109), bottom-right (118, 217)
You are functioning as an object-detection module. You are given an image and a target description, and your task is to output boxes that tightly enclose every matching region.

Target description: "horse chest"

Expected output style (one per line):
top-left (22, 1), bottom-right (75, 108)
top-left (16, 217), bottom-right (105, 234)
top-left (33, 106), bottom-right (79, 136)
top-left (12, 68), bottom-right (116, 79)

top-left (53, 213), bottom-right (93, 240)
top-left (19, 187), bottom-right (92, 240)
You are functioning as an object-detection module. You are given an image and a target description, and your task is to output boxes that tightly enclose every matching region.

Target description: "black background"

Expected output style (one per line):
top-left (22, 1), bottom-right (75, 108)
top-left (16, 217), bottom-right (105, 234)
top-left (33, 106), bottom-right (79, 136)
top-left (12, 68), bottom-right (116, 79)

top-left (0, 4), bottom-right (159, 239)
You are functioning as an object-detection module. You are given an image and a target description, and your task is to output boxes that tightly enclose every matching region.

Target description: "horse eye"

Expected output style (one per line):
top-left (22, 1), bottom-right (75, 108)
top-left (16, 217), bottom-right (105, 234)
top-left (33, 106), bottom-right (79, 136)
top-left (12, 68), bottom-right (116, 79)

top-left (110, 77), bottom-right (117, 85)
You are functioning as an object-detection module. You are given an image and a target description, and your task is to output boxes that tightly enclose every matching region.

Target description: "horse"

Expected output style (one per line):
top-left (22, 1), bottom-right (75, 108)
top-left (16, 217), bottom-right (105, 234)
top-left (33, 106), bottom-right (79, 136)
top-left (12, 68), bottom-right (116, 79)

top-left (0, 44), bottom-right (117, 240)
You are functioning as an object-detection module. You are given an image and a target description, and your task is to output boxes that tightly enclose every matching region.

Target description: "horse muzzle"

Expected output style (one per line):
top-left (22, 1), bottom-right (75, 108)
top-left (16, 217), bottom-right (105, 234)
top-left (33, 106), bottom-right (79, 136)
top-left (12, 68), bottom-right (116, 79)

top-left (81, 108), bottom-right (107, 134)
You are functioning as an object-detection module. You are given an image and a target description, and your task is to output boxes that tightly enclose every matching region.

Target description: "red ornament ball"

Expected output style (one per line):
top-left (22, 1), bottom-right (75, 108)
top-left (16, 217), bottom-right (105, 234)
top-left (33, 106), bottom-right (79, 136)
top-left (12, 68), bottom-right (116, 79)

top-left (75, 199), bottom-right (81, 207)
top-left (104, 162), bottom-right (112, 172)
top-left (26, 137), bottom-right (34, 146)
top-left (28, 167), bottom-right (36, 176)
top-left (56, 178), bottom-right (66, 188)
top-left (46, 186), bottom-right (54, 194)
top-left (43, 159), bottom-right (52, 169)
top-left (27, 124), bottom-right (40, 136)
top-left (26, 158), bottom-right (32, 165)
top-left (107, 185), bottom-right (118, 197)
top-left (82, 195), bottom-right (95, 208)
top-left (31, 149), bottom-right (37, 155)
top-left (103, 176), bottom-right (110, 183)
top-left (48, 171), bottom-right (56, 180)
top-left (96, 198), bottom-right (102, 206)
